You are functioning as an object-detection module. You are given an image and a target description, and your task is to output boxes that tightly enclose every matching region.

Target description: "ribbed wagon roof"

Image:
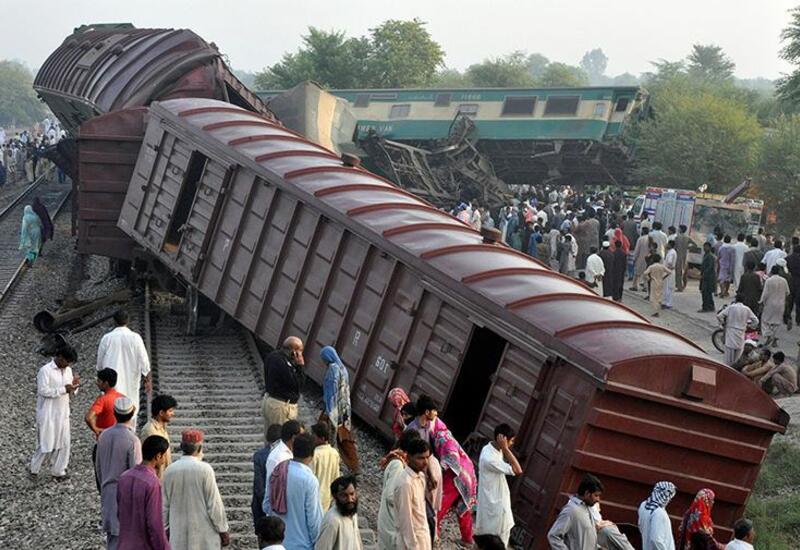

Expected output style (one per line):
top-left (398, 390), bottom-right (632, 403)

top-left (152, 98), bottom-right (728, 376)
top-left (34, 27), bottom-right (273, 128)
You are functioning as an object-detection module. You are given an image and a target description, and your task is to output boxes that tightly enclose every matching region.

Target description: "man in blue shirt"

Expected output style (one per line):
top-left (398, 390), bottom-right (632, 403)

top-left (273, 433), bottom-right (322, 549)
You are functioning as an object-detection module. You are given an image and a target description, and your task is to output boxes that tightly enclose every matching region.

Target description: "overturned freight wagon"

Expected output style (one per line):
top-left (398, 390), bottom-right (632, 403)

top-left (34, 24), bottom-right (275, 260)
top-left (117, 98), bottom-right (787, 549)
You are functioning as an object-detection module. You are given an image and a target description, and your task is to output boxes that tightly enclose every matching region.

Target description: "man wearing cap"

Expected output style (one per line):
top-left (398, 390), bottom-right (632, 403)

top-left (262, 337), bottom-right (305, 442)
top-left (163, 429), bottom-right (230, 549)
top-left (585, 246), bottom-right (605, 296)
top-left (95, 396), bottom-right (143, 550)
top-left (731, 340), bottom-right (760, 372)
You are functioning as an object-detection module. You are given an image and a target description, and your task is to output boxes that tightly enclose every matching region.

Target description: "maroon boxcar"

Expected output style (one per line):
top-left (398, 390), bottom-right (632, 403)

top-left (34, 24), bottom-right (276, 260)
top-left (117, 98), bottom-right (788, 548)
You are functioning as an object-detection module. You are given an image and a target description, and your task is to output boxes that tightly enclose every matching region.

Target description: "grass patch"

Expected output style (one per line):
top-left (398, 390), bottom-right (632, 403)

top-left (746, 495), bottom-right (800, 549)
top-left (753, 441), bottom-right (800, 496)
top-left (744, 440), bottom-right (800, 549)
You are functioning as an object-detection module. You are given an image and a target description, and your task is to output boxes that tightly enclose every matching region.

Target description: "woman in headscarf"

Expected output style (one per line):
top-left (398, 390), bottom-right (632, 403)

top-left (320, 346), bottom-right (359, 473)
top-left (387, 387), bottom-right (411, 441)
top-left (677, 488), bottom-right (724, 550)
top-left (610, 227), bottom-right (630, 255)
top-left (430, 416), bottom-right (477, 546)
top-left (32, 197), bottom-right (54, 248)
top-left (638, 481), bottom-right (677, 550)
top-left (19, 205), bottom-right (43, 265)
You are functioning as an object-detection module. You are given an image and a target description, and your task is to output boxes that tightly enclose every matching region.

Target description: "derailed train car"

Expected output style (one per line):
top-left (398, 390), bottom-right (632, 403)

top-left (34, 24), bottom-right (275, 260)
top-left (117, 97), bottom-right (787, 548)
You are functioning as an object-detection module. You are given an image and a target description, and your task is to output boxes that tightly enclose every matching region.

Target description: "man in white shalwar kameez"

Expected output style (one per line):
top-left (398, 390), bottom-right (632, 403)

top-left (163, 429), bottom-right (230, 550)
top-left (475, 424), bottom-right (522, 547)
top-left (96, 310), bottom-right (150, 424)
top-left (759, 267), bottom-right (791, 347)
top-left (663, 241), bottom-right (678, 309)
top-left (585, 246), bottom-right (606, 297)
top-left (637, 481), bottom-right (676, 550)
top-left (30, 346), bottom-right (79, 478)
top-left (717, 294), bottom-right (759, 365)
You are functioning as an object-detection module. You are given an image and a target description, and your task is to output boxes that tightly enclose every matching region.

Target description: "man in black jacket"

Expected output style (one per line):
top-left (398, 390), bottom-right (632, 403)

top-left (261, 336), bottom-right (305, 442)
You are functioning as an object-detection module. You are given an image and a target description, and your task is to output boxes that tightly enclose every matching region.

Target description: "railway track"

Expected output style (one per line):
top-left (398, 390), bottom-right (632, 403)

top-left (146, 292), bottom-right (264, 549)
top-left (0, 170), bottom-right (70, 308)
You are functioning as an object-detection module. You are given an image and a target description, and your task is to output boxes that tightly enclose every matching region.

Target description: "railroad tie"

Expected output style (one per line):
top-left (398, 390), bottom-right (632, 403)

top-left (152, 310), bottom-right (262, 549)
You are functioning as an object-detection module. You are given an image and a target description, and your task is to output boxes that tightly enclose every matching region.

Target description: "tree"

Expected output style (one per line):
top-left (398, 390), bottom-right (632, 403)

top-left (526, 53), bottom-right (550, 80)
top-left (756, 115), bottom-right (800, 231)
top-left (538, 62), bottom-right (589, 87)
top-left (431, 68), bottom-right (471, 88)
top-left (465, 52), bottom-right (536, 87)
top-left (631, 89), bottom-right (761, 192)
top-left (368, 19), bottom-right (444, 87)
top-left (254, 28), bottom-right (370, 89)
top-left (580, 48), bottom-right (608, 83)
top-left (254, 19), bottom-right (443, 90)
top-left (687, 44), bottom-right (735, 82)
top-left (778, 7), bottom-right (800, 103)
top-left (0, 60), bottom-right (45, 127)
top-left (611, 72), bottom-right (640, 86)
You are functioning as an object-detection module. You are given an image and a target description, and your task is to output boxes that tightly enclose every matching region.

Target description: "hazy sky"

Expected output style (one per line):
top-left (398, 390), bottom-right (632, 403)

top-left (2, 0), bottom-right (797, 79)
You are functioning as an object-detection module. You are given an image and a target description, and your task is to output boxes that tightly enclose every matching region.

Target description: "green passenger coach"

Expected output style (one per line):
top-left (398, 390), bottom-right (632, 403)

top-left (258, 86), bottom-right (649, 190)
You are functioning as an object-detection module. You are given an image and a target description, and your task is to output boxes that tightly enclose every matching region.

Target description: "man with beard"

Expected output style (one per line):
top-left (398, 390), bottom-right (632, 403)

top-left (315, 475), bottom-right (362, 549)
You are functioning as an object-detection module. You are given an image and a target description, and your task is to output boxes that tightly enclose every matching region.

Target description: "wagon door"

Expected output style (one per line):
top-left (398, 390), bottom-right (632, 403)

top-left (511, 358), bottom-right (584, 548)
top-left (350, 265), bottom-right (423, 422)
top-left (160, 151), bottom-right (231, 281)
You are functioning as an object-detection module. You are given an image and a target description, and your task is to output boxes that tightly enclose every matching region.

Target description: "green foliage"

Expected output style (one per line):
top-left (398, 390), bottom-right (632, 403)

top-left (687, 44), bottom-right (735, 82)
top-left (368, 19), bottom-right (444, 87)
top-left (778, 7), bottom-right (800, 103)
top-left (526, 53), bottom-right (550, 80)
top-left (465, 52), bottom-right (536, 88)
top-left (254, 19), bottom-right (442, 90)
top-left (631, 83), bottom-right (761, 192)
top-left (747, 441), bottom-right (800, 549)
top-left (254, 28), bottom-right (371, 89)
top-left (580, 48), bottom-right (608, 83)
top-left (539, 62), bottom-right (589, 88)
top-left (0, 60), bottom-right (45, 127)
top-left (431, 68), bottom-right (472, 88)
top-left (756, 114), bottom-right (800, 231)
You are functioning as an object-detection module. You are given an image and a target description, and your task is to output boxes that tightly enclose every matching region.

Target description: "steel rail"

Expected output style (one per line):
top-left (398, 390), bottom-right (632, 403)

top-left (0, 167), bottom-right (55, 222)
top-left (0, 184), bottom-right (71, 308)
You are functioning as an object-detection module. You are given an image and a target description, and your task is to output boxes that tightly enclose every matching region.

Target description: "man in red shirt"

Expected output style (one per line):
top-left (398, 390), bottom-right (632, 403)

top-left (85, 368), bottom-right (124, 491)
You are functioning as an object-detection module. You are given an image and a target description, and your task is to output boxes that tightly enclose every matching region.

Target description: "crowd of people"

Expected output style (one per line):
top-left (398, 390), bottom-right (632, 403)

top-left (29, 303), bottom-right (765, 550)
top-left (450, 185), bottom-right (800, 402)
top-left (547, 476), bottom-right (757, 550)
top-left (708, 231), bottom-right (800, 398)
top-left (449, 188), bottom-right (654, 306)
top-left (0, 118), bottom-right (67, 186)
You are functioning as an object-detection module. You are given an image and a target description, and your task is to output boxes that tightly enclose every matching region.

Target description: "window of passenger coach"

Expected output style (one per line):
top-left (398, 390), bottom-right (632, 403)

top-left (543, 95), bottom-right (580, 116)
top-left (615, 97), bottom-right (630, 112)
top-left (593, 102), bottom-right (607, 116)
top-left (354, 94), bottom-right (370, 108)
top-left (389, 104), bottom-right (411, 118)
top-left (435, 93), bottom-right (452, 107)
top-left (501, 96), bottom-right (536, 116)
top-left (457, 103), bottom-right (479, 118)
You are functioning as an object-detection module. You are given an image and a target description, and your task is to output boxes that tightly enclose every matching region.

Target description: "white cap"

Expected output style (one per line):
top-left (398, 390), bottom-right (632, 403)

top-left (602, 241), bottom-right (611, 247)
